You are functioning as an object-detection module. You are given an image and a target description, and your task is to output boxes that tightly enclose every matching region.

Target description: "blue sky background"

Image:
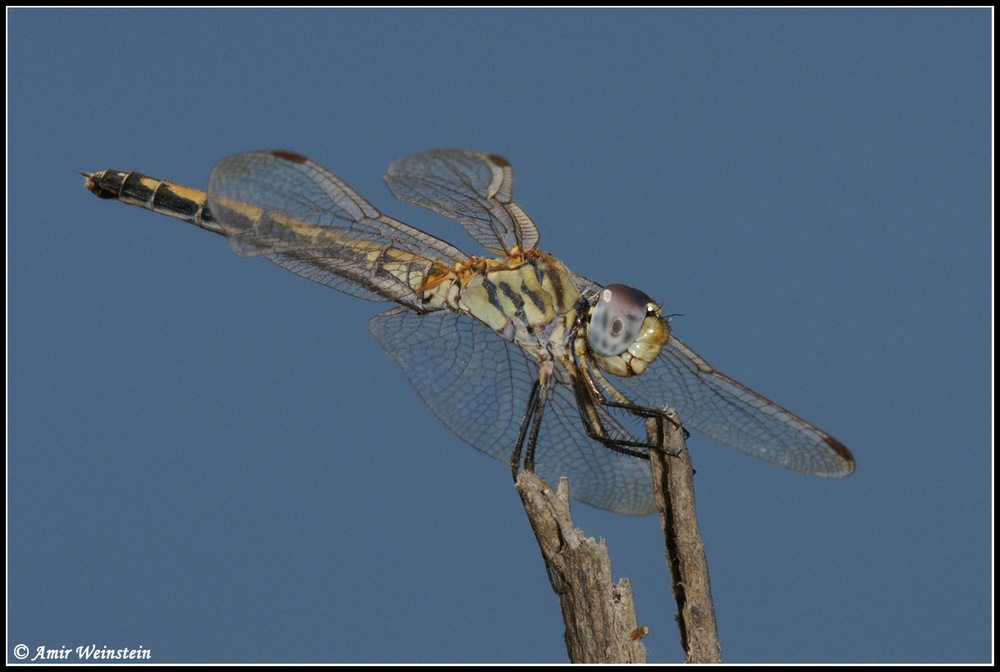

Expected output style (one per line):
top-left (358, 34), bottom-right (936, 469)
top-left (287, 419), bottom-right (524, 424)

top-left (8, 9), bottom-right (991, 664)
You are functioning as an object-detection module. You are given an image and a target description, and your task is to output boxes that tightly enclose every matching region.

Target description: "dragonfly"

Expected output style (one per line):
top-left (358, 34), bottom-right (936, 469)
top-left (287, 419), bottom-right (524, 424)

top-left (83, 150), bottom-right (855, 515)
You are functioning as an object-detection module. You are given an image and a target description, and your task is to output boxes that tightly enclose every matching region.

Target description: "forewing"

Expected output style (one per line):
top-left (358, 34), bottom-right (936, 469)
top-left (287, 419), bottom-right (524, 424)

top-left (384, 150), bottom-right (540, 255)
top-left (612, 335), bottom-right (855, 477)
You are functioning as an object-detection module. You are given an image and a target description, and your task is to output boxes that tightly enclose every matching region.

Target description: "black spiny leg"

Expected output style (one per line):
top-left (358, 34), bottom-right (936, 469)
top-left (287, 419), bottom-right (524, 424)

top-left (570, 362), bottom-right (687, 458)
top-left (510, 378), bottom-right (543, 480)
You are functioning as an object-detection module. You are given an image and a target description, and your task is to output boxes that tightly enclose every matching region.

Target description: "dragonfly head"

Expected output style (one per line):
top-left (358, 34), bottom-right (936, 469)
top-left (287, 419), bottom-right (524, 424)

top-left (588, 284), bottom-right (671, 377)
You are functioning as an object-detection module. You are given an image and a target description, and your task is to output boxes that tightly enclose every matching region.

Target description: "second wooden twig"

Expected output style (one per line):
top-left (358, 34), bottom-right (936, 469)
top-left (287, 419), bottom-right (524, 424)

top-left (647, 412), bottom-right (722, 663)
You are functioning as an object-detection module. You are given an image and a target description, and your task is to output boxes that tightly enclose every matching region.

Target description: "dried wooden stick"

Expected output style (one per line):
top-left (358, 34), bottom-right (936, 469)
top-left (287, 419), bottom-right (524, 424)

top-left (516, 472), bottom-right (647, 663)
top-left (647, 412), bottom-right (722, 663)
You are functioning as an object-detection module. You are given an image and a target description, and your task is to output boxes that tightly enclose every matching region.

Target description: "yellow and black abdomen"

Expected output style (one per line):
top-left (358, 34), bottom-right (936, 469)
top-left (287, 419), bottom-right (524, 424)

top-left (84, 169), bottom-right (223, 235)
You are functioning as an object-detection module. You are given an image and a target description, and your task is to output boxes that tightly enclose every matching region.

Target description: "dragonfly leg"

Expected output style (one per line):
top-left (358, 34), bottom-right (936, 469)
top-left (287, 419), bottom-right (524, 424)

top-left (600, 400), bottom-right (691, 441)
top-left (571, 362), bottom-right (688, 458)
top-left (522, 378), bottom-right (551, 474)
top-left (510, 378), bottom-right (543, 480)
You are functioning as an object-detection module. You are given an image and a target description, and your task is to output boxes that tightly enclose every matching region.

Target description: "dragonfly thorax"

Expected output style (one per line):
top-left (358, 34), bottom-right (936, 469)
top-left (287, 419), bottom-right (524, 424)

top-left (454, 251), bottom-right (582, 353)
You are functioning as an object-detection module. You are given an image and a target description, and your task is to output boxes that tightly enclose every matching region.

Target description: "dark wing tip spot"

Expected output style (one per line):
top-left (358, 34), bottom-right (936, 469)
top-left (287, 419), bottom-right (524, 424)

top-left (486, 153), bottom-right (511, 167)
top-left (270, 150), bottom-right (309, 164)
top-left (825, 436), bottom-right (856, 476)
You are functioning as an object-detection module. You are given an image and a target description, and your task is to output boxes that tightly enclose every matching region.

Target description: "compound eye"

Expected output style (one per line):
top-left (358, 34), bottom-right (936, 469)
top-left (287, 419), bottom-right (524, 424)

top-left (588, 284), bottom-right (651, 357)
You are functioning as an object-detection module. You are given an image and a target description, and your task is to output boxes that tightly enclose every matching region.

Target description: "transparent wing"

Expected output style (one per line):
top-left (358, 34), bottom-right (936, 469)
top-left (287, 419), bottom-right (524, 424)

top-left (384, 150), bottom-right (540, 255)
top-left (611, 334), bottom-right (854, 477)
top-left (570, 271), bottom-right (603, 303)
top-left (534, 369), bottom-right (655, 515)
top-left (207, 151), bottom-right (469, 307)
top-left (369, 307), bottom-right (534, 461)
top-left (369, 307), bottom-right (655, 515)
